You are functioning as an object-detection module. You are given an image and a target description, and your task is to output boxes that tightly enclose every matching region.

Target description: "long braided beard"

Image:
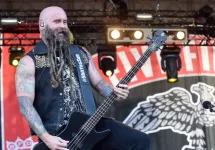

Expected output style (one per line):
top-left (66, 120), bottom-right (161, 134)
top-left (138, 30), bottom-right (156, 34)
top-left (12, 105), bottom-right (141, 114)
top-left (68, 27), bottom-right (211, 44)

top-left (44, 25), bottom-right (73, 88)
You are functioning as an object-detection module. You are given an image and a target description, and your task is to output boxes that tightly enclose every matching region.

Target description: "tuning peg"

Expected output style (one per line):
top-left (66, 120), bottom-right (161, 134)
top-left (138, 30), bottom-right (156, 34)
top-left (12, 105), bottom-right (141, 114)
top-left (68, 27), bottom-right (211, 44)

top-left (151, 29), bottom-right (156, 32)
top-left (146, 35), bottom-right (152, 40)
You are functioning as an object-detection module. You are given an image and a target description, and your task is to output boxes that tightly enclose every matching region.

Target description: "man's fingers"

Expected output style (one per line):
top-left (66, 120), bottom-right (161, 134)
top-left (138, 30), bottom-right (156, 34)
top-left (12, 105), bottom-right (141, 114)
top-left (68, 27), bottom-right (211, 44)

top-left (114, 87), bottom-right (129, 95)
top-left (57, 147), bottom-right (69, 150)
top-left (58, 137), bottom-right (69, 143)
top-left (57, 141), bottom-right (67, 148)
top-left (118, 84), bottom-right (129, 89)
top-left (56, 137), bottom-right (69, 149)
top-left (114, 88), bottom-right (128, 99)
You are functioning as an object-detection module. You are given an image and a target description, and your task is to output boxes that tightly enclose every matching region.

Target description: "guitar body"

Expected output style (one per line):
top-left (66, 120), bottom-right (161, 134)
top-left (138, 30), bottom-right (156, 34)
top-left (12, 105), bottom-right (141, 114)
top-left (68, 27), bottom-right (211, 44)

top-left (33, 111), bottom-right (110, 150)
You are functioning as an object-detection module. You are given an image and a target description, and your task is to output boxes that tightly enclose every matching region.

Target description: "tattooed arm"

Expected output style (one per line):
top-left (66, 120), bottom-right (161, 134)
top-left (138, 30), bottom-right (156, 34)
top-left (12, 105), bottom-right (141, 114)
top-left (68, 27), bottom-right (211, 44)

top-left (15, 55), bottom-right (47, 138)
top-left (83, 50), bottom-right (113, 97)
top-left (16, 56), bottom-right (69, 149)
top-left (84, 49), bottom-right (129, 99)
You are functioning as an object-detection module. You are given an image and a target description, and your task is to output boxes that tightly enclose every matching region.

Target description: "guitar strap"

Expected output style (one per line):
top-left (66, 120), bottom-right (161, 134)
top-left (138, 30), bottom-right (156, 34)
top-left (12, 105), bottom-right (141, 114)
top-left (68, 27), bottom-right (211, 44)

top-left (70, 45), bottom-right (96, 115)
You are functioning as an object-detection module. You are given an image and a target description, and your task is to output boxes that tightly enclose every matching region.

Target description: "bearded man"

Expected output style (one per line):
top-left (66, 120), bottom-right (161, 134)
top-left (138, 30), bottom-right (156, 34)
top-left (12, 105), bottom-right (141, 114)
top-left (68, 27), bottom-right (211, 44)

top-left (15, 6), bottom-right (150, 150)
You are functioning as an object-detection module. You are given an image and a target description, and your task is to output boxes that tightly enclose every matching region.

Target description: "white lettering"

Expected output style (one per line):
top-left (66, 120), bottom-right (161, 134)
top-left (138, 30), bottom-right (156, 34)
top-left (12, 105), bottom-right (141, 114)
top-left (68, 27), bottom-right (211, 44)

top-left (183, 40), bottom-right (197, 71)
top-left (118, 51), bottom-right (137, 82)
top-left (76, 54), bottom-right (87, 82)
top-left (109, 68), bottom-right (120, 86)
top-left (200, 45), bottom-right (210, 71)
top-left (140, 46), bottom-right (153, 77)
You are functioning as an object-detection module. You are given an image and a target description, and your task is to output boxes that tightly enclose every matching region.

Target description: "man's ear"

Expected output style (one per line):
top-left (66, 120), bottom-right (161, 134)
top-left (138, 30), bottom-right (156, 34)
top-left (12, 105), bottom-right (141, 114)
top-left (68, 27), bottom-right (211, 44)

top-left (39, 19), bottom-right (46, 28)
top-left (40, 22), bottom-right (45, 27)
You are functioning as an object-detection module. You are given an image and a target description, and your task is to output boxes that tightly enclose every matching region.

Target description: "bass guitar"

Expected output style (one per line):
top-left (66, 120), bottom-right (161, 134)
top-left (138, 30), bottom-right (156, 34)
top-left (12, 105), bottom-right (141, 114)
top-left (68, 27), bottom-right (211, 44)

top-left (33, 29), bottom-right (167, 150)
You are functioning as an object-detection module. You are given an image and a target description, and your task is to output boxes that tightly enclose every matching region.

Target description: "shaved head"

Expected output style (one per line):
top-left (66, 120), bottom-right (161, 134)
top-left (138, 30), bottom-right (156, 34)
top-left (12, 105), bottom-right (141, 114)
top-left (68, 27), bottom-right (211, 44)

top-left (39, 6), bottom-right (67, 23)
top-left (39, 6), bottom-right (68, 39)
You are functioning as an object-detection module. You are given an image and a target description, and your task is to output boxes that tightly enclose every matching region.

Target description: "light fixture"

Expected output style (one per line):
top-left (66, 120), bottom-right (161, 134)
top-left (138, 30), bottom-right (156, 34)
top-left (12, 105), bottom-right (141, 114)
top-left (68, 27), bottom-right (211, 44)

top-left (136, 13), bottom-right (153, 21)
top-left (1, 18), bottom-right (18, 26)
top-left (194, 5), bottom-right (213, 25)
top-left (109, 0), bottom-right (128, 21)
top-left (176, 31), bottom-right (186, 40)
top-left (156, 30), bottom-right (187, 41)
top-left (101, 57), bottom-right (115, 77)
top-left (110, 30), bottom-right (121, 39)
top-left (107, 28), bottom-right (145, 43)
top-left (98, 45), bottom-right (116, 77)
top-left (9, 47), bottom-right (24, 67)
top-left (132, 30), bottom-right (143, 40)
top-left (107, 27), bottom-right (187, 43)
top-left (161, 45), bottom-right (181, 83)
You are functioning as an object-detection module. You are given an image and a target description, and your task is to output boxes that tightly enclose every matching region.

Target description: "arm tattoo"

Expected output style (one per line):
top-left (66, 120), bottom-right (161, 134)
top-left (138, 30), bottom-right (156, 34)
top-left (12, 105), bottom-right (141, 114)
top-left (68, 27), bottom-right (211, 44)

top-left (16, 60), bottom-right (34, 94)
top-left (18, 96), bottom-right (47, 137)
top-left (95, 80), bottom-right (113, 97)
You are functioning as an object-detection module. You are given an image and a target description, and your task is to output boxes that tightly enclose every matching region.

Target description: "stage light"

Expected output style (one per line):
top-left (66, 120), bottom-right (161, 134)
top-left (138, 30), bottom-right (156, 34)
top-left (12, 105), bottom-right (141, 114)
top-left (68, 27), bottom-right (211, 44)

top-left (158, 30), bottom-right (187, 41)
top-left (12, 59), bottom-right (19, 66)
top-left (107, 28), bottom-right (145, 43)
top-left (1, 18), bottom-right (18, 26)
top-left (161, 45), bottom-right (181, 83)
top-left (107, 28), bottom-right (187, 43)
top-left (101, 57), bottom-right (115, 77)
top-left (98, 45), bottom-right (116, 77)
top-left (110, 30), bottom-right (121, 39)
top-left (136, 13), bottom-right (153, 21)
top-left (176, 31), bottom-right (185, 40)
top-left (9, 47), bottom-right (24, 67)
top-left (133, 30), bottom-right (143, 40)
top-left (194, 5), bottom-right (213, 24)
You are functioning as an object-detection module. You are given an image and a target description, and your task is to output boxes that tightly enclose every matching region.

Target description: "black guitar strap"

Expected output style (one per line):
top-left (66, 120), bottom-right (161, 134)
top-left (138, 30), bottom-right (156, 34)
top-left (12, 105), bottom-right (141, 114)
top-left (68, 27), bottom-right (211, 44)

top-left (70, 45), bottom-right (96, 115)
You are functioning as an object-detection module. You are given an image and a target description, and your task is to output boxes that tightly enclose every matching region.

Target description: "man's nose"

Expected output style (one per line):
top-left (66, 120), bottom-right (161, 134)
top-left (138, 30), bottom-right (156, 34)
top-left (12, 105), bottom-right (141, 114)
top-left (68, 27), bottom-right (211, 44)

top-left (59, 22), bottom-right (67, 28)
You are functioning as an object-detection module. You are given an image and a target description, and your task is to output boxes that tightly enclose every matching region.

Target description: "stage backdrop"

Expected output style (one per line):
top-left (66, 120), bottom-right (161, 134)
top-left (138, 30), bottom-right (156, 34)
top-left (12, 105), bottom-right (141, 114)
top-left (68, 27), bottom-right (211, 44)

top-left (1, 34), bottom-right (215, 150)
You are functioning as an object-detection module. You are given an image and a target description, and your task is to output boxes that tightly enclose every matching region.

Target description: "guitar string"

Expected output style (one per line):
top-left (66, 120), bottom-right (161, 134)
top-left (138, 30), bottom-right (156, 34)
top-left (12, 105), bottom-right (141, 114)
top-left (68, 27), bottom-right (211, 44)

top-left (68, 36), bottom-right (163, 150)
top-left (74, 35), bottom-right (165, 133)
top-left (67, 34), bottom-right (165, 149)
top-left (67, 36), bottom-right (163, 150)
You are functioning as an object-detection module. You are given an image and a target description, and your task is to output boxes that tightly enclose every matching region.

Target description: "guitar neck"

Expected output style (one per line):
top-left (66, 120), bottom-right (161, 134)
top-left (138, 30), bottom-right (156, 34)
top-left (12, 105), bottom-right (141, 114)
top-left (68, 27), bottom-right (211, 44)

top-left (82, 47), bottom-right (154, 132)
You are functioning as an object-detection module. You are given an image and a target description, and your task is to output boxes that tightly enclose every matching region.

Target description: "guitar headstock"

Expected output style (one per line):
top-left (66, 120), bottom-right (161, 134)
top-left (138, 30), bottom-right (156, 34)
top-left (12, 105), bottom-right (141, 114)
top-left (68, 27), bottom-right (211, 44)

top-left (149, 29), bottom-right (167, 52)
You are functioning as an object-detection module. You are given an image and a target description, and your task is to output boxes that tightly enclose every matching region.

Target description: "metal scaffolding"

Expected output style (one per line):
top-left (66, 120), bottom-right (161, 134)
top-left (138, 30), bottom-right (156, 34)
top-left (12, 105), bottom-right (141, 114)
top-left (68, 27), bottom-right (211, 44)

top-left (0, 7), bottom-right (214, 46)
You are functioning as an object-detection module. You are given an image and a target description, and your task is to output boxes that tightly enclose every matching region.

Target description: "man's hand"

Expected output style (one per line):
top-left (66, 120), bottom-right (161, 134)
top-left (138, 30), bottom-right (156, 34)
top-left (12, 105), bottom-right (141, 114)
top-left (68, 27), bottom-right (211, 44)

top-left (41, 133), bottom-right (69, 150)
top-left (113, 84), bottom-right (129, 101)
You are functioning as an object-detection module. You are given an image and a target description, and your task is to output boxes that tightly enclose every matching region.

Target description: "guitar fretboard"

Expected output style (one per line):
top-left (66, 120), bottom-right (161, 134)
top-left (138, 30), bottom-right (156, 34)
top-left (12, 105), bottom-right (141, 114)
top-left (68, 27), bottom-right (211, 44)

top-left (82, 44), bottom-right (156, 132)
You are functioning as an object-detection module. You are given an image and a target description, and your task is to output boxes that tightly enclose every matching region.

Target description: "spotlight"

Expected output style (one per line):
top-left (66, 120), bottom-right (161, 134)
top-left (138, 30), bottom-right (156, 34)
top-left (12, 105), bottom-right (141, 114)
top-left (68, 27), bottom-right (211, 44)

top-left (101, 57), bottom-right (115, 77)
top-left (161, 30), bottom-right (186, 41)
top-left (107, 28), bottom-right (187, 43)
top-left (110, 30), bottom-right (121, 39)
top-left (194, 5), bottom-right (213, 24)
top-left (136, 13), bottom-right (153, 21)
top-left (107, 28), bottom-right (145, 43)
top-left (132, 30), bottom-right (143, 40)
top-left (161, 45), bottom-right (181, 83)
top-left (1, 18), bottom-right (18, 26)
top-left (176, 31), bottom-right (186, 40)
top-left (9, 47), bottom-right (24, 67)
top-left (98, 45), bottom-right (116, 77)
